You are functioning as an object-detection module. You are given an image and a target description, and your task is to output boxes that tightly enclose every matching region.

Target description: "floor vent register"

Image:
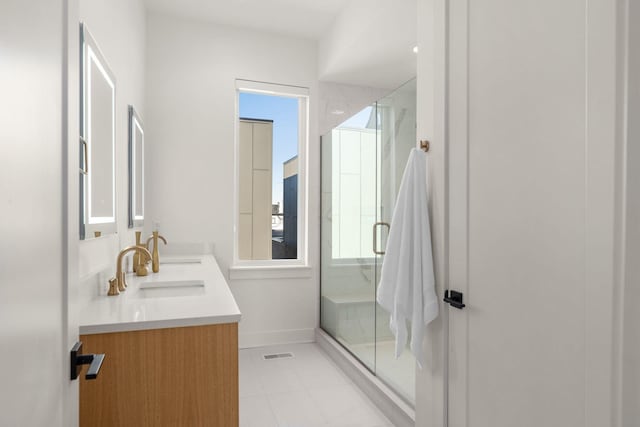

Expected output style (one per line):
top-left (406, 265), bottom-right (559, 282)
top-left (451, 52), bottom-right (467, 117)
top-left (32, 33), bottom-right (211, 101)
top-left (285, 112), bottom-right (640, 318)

top-left (262, 352), bottom-right (294, 360)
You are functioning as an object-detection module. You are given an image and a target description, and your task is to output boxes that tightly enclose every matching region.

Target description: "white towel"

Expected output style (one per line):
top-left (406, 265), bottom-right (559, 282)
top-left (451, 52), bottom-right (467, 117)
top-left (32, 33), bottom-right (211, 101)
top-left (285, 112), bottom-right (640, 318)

top-left (376, 148), bottom-right (438, 368)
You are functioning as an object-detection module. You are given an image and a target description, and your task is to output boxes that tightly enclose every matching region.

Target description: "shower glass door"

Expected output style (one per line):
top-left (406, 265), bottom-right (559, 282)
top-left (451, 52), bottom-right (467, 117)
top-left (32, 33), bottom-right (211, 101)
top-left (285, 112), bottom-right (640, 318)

top-left (320, 103), bottom-right (379, 371)
top-left (320, 79), bottom-right (417, 404)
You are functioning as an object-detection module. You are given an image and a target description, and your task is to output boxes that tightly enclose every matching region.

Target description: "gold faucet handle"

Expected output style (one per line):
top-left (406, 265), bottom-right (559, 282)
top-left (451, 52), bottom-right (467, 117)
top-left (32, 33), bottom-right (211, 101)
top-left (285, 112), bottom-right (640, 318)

top-left (140, 247), bottom-right (153, 262)
top-left (135, 244), bottom-right (151, 276)
top-left (146, 234), bottom-right (168, 248)
top-left (107, 278), bottom-right (119, 296)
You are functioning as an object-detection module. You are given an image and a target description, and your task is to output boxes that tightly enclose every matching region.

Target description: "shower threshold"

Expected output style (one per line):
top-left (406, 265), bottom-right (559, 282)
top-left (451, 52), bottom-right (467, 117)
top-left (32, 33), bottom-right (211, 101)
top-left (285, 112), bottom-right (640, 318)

top-left (316, 328), bottom-right (415, 427)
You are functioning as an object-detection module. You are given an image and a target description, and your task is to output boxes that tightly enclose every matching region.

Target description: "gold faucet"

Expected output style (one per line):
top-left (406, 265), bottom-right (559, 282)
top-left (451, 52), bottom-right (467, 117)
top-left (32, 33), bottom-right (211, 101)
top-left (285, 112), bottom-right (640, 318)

top-left (134, 230), bottom-right (150, 276)
top-left (146, 231), bottom-right (167, 273)
top-left (110, 245), bottom-right (152, 295)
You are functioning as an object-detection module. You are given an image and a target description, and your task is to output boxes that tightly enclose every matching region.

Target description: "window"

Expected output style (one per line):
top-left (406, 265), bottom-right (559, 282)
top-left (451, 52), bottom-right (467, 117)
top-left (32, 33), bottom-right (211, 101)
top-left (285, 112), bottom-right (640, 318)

top-left (234, 80), bottom-right (308, 268)
top-left (328, 106), bottom-right (379, 261)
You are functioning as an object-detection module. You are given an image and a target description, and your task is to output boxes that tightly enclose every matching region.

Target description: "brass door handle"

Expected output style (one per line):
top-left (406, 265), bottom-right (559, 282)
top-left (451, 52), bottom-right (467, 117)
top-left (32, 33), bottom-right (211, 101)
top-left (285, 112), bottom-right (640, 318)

top-left (372, 222), bottom-right (390, 255)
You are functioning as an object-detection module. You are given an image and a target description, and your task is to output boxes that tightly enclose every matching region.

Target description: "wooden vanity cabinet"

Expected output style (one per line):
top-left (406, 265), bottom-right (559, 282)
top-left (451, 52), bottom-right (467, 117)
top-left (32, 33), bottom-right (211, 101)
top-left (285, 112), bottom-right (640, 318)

top-left (80, 323), bottom-right (238, 427)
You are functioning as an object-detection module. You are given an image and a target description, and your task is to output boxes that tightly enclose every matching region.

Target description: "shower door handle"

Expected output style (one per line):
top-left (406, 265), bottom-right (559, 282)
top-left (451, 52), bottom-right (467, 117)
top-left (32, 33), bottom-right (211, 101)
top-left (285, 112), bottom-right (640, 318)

top-left (372, 222), bottom-right (390, 255)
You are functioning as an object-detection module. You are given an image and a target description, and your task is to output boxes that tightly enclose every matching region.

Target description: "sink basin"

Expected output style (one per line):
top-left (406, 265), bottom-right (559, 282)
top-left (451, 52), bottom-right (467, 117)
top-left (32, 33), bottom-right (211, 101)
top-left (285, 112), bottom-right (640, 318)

top-left (139, 280), bottom-right (204, 289)
top-left (161, 258), bottom-right (202, 265)
top-left (135, 280), bottom-right (205, 298)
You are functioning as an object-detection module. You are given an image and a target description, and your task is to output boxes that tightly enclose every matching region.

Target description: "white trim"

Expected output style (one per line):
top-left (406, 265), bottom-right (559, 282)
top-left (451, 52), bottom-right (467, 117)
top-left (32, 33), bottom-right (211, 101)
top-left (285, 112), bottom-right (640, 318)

top-left (614, 2), bottom-right (635, 426)
top-left (87, 216), bottom-right (116, 224)
top-left (235, 79), bottom-right (309, 97)
top-left (325, 258), bottom-right (376, 267)
top-left (228, 265), bottom-right (312, 280)
top-left (132, 115), bottom-right (144, 221)
top-left (64, 4), bottom-right (81, 425)
top-left (239, 327), bottom-right (315, 348)
top-left (584, 1), bottom-right (621, 425)
top-left (232, 79), bottom-right (309, 268)
top-left (445, 0), bottom-right (467, 426)
top-left (232, 257), bottom-right (307, 267)
top-left (415, 1), bottom-right (448, 427)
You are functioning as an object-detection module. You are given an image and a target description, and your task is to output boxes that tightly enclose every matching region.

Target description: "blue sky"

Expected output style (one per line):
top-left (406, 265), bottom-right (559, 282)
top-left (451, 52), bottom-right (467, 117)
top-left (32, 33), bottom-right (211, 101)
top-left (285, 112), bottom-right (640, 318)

top-left (239, 92), bottom-right (298, 209)
top-left (338, 105), bottom-right (375, 129)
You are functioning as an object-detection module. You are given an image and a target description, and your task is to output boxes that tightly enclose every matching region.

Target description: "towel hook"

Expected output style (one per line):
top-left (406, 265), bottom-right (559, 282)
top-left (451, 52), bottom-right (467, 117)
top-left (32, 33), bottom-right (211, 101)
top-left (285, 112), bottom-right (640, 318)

top-left (420, 140), bottom-right (430, 152)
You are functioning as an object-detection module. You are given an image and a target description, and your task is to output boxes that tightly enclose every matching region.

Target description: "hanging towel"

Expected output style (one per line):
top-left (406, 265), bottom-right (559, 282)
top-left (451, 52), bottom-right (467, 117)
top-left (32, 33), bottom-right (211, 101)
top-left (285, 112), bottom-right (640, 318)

top-left (376, 148), bottom-right (438, 369)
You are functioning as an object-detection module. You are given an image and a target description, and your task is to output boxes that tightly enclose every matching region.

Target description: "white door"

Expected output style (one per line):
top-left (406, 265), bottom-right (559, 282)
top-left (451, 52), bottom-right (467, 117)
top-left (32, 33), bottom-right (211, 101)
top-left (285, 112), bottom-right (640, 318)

top-left (443, 1), bottom-right (621, 427)
top-left (0, 1), bottom-right (79, 425)
top-left (416, 0), bottom-right (623, 426)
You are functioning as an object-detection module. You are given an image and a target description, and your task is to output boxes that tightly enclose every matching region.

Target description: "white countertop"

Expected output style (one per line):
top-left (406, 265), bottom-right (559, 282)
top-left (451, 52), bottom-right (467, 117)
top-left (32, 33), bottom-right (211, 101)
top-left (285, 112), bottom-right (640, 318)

top-left (79, 255), bottom-right (241, 335)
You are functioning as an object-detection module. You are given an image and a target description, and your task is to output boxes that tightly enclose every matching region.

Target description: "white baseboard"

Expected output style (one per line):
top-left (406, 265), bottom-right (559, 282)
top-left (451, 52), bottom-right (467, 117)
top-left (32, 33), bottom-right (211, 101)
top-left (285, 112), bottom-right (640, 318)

top-left (315, 328), bottom-right (415, 427)
top-left (239, 328), bottom-right (315, 349)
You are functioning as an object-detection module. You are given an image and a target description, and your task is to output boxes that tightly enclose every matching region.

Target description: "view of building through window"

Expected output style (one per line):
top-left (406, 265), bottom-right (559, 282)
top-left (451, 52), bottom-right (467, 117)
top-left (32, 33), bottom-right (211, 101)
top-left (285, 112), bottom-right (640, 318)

top-left (238, 92), bottom-right (299, 260)
top-left (329, 106), bottom-right (379, 260)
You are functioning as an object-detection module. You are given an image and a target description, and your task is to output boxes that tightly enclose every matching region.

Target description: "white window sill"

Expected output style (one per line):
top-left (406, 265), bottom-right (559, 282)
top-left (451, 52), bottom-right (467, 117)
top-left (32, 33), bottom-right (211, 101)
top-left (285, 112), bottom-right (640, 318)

top-left (228, 265), bottom-right (313, 280)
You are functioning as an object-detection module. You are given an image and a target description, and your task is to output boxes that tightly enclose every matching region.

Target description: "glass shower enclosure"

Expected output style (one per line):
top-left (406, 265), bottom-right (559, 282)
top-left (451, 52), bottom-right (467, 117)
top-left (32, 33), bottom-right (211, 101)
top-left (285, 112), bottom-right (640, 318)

top-left (320, 79), bottom-right (417, 404)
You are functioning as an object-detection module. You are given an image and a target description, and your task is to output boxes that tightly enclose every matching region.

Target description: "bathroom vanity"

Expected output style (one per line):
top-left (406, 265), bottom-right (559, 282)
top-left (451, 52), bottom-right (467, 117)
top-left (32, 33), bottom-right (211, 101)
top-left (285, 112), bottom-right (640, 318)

top-left (78, 255), bottom-right (241, 427)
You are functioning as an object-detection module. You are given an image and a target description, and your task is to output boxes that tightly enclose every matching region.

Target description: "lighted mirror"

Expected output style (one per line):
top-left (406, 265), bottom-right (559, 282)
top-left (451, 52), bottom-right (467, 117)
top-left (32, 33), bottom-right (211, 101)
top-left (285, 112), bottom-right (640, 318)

top-left (128, 106), bottom-right (144, 228)
top-left (80, 23), bottom-right (116, 239)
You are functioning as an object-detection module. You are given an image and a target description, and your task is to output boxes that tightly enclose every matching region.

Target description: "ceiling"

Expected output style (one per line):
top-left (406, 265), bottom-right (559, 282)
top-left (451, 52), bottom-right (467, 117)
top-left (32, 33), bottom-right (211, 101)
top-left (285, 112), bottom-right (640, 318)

top-left (317, 0), bottom-right (417, 89)
top-left (143, 0), bottom-right (417, 89)
top-left (143, 0), bottom-right (351, 40)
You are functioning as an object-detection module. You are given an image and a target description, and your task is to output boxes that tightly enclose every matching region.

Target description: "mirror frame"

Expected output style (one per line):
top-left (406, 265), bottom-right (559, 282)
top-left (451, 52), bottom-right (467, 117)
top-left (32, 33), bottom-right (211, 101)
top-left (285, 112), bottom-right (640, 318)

top-left (128, 105), bottom-right (144, 228)
top-left (80, 23), bottom-right (117, 239)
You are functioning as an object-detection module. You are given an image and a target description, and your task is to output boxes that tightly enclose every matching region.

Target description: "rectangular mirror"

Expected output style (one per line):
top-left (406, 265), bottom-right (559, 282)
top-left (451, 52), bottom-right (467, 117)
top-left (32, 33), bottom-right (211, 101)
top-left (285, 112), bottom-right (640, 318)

top-left (80, 23), bottom-right (117, 239)
top-left (128, 105), bottom-right (144, 228)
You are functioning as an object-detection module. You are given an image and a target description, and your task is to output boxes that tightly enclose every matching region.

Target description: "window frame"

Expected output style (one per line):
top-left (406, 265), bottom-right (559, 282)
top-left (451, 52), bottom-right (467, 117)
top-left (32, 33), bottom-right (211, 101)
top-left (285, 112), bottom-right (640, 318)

top-left (231, 79), bottom-right (310, 276)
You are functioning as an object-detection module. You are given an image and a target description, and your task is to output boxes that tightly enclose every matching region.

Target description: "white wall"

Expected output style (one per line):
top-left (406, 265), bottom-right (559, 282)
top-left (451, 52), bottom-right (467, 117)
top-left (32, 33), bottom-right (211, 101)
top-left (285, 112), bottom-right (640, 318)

top-left (77, 0), bottom-right (146, 303)
top-left (145, 12), bottom-right (320, 347)
top-left (318, 0), bottom-right (417, 89)
top-left (318, 82), bottom-right (389, 135)
top-left (622, 1), bottom-right (640, 425)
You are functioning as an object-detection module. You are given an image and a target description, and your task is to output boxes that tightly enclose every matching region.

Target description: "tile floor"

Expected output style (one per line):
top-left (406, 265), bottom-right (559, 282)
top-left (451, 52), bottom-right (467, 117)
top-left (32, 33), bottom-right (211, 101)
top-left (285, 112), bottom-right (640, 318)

top-left (239, 343), bottom-right (393, 427)
top-left (346, 340), bottom-right (415, 404)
